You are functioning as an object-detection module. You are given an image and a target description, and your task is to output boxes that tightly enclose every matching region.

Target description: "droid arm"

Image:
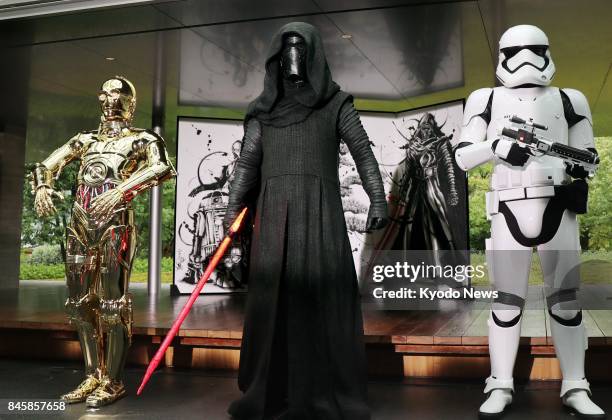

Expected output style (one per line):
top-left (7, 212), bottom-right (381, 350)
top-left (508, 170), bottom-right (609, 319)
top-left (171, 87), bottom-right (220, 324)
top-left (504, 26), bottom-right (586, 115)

top-left (31, 133), bottom-right (87, 192)
top-left (224, 118), bottom-right (263, 226)
top-left (116, 131), bottom-right (176, 200)
top-left (338, 100), bottom-right (387, 211)
top-left (453, 88), bottom-right (495, 171)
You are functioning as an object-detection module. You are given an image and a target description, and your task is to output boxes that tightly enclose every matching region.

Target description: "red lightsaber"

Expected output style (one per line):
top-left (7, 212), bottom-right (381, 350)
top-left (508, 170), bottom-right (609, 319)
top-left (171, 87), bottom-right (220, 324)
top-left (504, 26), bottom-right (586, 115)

top-left (136, 207), bottom-right (248, 396)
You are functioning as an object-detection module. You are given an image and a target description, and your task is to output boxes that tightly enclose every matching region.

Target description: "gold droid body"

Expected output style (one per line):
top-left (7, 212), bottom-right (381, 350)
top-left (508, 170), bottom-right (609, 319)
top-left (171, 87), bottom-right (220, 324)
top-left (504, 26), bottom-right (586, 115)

top-left (31, 77), bottom-right (175, 407)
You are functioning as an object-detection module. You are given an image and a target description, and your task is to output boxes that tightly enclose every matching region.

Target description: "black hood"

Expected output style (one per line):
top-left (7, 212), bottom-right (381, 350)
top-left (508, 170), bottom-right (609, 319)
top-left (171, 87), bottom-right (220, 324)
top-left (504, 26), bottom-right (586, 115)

top-left (245, 22), bottom-right (340, 126)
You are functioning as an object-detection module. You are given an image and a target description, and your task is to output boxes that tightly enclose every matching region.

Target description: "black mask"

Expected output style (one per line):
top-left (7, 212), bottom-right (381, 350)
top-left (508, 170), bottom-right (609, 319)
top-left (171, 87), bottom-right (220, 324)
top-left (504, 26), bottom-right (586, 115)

top-left (280, 35), bottom-right (307, 85)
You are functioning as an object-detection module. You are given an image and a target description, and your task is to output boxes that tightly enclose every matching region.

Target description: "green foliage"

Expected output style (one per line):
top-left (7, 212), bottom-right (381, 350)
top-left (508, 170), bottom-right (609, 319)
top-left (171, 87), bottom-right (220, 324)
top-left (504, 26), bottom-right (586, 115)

top-left (30, 244), bottom-right (63, 265)
top-left (578, 137), bottom-right (612, 250)
top-left (20, 263), bottom-right (66, 280)
top-left (131, 178), bottom-right (176, 258)
top-left (21, 257), bottom-right (174, 281)
top-left (20, 163), bottom-right (78, 258)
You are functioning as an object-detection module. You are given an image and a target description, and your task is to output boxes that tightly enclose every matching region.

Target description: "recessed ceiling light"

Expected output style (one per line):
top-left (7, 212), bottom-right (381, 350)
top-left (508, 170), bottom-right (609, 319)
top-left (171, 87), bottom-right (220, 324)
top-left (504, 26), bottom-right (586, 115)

top-left (105, 57), bottom-right (115, 61)
top-left (341, 34), bottom-right (352, 39)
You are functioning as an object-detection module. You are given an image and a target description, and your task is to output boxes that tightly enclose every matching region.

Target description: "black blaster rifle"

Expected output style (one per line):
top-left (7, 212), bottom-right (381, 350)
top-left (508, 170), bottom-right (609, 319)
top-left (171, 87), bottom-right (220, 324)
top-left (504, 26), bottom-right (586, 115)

top-left (500, 115), bottom-right (599, 176)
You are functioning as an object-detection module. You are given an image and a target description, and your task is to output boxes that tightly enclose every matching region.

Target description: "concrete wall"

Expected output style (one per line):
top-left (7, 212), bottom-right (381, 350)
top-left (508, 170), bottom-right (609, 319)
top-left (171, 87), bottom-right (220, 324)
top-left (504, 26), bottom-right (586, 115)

top-left (0, 45), bottom-right (30, 289)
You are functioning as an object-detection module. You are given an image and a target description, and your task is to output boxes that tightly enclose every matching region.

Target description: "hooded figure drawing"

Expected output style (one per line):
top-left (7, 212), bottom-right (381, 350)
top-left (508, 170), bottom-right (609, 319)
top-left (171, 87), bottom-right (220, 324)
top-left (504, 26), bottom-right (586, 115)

top-left (223, 22), bottom-right (388, 420)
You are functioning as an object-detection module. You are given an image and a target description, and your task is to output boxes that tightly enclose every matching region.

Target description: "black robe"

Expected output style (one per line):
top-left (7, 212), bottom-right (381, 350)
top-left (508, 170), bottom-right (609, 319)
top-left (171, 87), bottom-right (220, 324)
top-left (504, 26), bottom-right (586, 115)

top-left (224, 22), bottom-right (387, 420)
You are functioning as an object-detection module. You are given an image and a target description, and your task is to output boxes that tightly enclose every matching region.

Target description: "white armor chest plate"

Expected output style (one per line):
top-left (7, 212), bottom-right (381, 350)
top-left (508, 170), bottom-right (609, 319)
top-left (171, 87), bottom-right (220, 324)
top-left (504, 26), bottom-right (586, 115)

top-left (79, 135), bottom-right (139, 187)
top-left (488, 86), bottom-right (570, 191)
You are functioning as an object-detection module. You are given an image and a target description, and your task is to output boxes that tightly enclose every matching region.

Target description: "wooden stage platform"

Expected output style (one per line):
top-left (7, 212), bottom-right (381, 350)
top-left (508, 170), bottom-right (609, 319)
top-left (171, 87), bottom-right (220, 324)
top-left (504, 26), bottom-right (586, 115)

top-left (2, 281), bottom-right (612, 382)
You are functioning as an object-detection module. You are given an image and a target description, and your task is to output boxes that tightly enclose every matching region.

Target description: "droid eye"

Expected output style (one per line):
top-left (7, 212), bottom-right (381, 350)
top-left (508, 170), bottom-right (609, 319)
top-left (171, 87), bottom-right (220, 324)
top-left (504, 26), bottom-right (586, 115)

top-left (98, 93), bottom-right (107, 101)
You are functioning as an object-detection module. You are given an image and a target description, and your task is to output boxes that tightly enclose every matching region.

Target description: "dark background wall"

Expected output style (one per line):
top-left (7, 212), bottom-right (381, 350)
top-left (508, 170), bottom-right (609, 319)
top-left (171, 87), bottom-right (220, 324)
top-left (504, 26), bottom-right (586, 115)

top-left (0, 45), bottom-right (30, 289)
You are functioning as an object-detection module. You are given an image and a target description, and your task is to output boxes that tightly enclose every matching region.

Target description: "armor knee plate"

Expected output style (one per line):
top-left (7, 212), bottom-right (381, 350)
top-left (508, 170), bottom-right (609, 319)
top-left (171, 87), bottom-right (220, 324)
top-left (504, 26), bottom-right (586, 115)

top-left (65, 293), bottom-right (100, 325)
top-left (99, 295), bottom-right (133, 340)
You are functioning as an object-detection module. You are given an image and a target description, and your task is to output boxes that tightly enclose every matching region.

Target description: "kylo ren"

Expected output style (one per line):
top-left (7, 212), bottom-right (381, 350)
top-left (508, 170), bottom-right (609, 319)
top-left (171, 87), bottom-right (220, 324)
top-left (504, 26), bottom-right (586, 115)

top-left (223, 22), bottom-right (388, 420)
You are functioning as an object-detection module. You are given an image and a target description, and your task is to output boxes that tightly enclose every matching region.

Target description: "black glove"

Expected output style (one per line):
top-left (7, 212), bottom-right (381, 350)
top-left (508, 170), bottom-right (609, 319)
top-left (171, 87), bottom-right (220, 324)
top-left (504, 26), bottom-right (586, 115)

top-left (492, 139), bottom-right (531, 167)
top-left (366, 201), bottom-right (389, 232)
top-left (223, 205), bottom-right (241, 234)
top-left (565, 162), bottom-right (590, 179)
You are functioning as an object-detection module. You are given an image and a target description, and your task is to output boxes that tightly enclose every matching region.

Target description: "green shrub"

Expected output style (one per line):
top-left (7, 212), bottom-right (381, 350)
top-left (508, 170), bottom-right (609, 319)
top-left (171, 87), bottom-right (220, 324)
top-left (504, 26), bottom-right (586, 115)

top-left (30, 244), bottom-right (63, 265)
top-left (20, 256), bottom-right (175, 281)
top-left (20, 263), bottom-right (65, 280)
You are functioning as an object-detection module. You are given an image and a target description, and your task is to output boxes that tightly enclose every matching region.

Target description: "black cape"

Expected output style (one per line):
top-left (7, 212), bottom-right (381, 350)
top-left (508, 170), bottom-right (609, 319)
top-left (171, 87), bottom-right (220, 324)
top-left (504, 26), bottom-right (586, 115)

top-left (227, 22), bottom-right (373, 420)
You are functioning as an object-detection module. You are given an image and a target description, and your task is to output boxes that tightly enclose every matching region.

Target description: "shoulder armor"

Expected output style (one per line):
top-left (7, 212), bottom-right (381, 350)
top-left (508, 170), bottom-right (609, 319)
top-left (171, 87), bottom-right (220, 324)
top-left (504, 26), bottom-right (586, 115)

top-left (133, 129), bottom-right (168, 156)
top-left (463, 88), bottom-right (494, 126)
top-left (137, 129), bottom-right (165, 143)
top-left (560, 88), bottom-right (592, 126)
top-left (69, 131), bottom-right (95, 151)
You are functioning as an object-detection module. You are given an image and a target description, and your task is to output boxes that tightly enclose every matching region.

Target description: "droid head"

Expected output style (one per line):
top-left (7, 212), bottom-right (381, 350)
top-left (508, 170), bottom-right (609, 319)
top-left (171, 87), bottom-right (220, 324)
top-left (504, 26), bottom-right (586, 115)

top-left (98, 76), bottom-right (137, 123)
top-left (496, 25), bottom-right (555, 88)
top-left (223, 246), bottom-right (242, 269)
top-left (280, 34), bottom-right (307, 85)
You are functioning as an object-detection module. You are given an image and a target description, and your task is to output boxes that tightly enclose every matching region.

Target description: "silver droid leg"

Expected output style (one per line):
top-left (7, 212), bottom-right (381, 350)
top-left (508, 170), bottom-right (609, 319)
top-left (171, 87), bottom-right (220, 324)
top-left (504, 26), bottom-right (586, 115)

top-left (480, 212), bottom-right (532, 417)
top-left (539, 210), bottom-right (604, 418)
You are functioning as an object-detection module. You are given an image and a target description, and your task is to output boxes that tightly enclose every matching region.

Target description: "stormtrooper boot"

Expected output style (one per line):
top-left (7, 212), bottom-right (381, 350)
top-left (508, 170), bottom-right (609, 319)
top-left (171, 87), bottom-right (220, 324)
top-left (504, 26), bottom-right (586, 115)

top-left (550, 310), bottom-right (605, 418)
top-left (479, 310), bottom-right (522, 418)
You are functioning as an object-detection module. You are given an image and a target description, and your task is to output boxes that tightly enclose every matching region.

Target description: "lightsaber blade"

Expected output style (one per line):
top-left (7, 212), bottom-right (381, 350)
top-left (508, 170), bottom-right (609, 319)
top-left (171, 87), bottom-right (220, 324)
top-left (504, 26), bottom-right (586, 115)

top-left (136, 207), bottom-right (248, 396)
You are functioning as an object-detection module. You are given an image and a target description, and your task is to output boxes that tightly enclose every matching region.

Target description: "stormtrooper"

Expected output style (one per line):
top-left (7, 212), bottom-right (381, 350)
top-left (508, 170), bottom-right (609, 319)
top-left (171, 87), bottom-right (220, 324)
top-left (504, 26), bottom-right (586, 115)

top-left (454, 25), bottom-right (604, 418)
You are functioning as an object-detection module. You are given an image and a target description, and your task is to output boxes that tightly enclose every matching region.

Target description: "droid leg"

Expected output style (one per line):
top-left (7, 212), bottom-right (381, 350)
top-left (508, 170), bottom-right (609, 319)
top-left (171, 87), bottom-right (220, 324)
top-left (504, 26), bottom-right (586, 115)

top-left (61, 228), bottom-right (103, 403)
top-left (86, 210), bottom-right (136, 408)
top-left (538, 211), bottom-right (604, 418)
top-left (479, 212), bottom-right (532, 418)
top-left (183, 210), bottom-right (205, 284)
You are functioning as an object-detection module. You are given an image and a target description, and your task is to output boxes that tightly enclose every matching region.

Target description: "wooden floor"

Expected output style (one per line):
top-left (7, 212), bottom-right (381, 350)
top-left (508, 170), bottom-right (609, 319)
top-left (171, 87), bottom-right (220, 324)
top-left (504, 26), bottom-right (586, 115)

top-left (2, 281), bottom-right (612, 381)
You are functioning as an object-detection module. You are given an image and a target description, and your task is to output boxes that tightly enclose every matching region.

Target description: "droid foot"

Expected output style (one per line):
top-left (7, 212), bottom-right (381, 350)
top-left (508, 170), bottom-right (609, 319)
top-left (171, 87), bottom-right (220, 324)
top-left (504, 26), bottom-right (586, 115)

top-left (60, 374), bottom-right (101, 404)
top-left (85, 377), bottom-right (126, 408)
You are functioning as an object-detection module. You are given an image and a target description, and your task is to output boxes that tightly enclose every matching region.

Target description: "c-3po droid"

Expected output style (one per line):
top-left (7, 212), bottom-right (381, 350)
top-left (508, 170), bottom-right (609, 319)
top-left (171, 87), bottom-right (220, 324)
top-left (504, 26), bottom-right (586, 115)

top-left (31, 76), bottom-right (175, 407)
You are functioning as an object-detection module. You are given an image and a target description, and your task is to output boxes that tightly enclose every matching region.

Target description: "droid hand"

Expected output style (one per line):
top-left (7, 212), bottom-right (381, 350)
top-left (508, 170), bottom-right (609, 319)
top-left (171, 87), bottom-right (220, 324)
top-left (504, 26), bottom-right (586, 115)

top-left (366, 202), bottom-right (389, 232)
top-left (34, 186), bottom-right (63, 217)
top-left (492, 138), bottom-right (531, 167)
top-left (90, 188), bottom-right (124, 221)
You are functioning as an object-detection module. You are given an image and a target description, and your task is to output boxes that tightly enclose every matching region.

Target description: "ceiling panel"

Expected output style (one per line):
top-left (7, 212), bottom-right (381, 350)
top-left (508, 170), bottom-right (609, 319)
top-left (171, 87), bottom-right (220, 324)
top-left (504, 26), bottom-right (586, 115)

top-left (154, 0), bottom-right (320, 27)
top-left (180, 13), bottom-right (399, 107)
top-left (313, 0), bottom-right (460, 12)
top-left (6, 0), bottom-right (612, 157)
top-left (0, 4), bottom-right (179, 46)
top-left (329, 3), bottom-right (464, 98)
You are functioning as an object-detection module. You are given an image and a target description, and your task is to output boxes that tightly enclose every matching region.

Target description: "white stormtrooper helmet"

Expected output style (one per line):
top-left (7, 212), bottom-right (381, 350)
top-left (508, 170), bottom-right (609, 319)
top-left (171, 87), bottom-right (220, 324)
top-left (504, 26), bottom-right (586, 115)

top-left (496, 25), bottom-right (555, 88)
